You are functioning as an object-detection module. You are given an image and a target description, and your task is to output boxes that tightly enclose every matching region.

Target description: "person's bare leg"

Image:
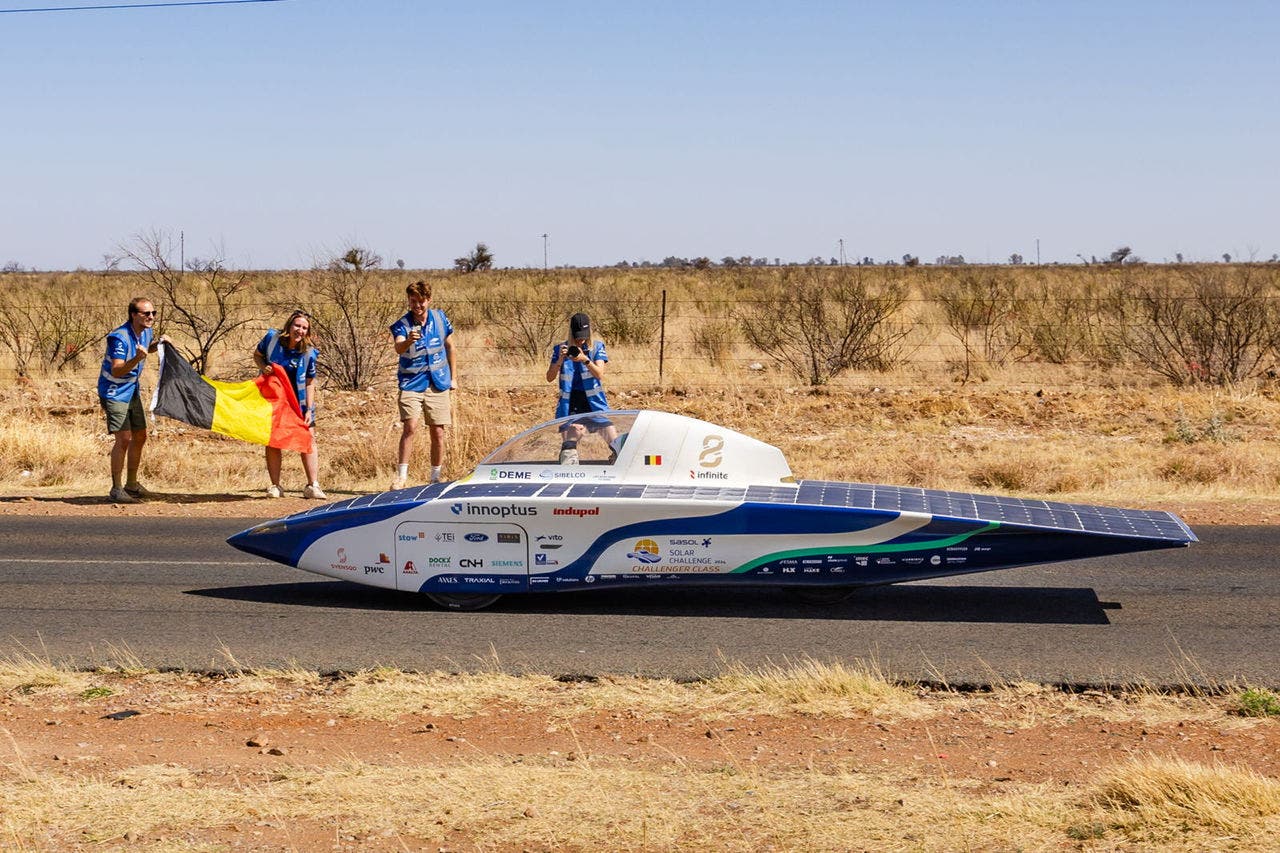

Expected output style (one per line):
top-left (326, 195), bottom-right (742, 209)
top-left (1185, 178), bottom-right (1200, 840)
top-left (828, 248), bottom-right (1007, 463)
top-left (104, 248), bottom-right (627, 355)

top-left (301, 428), bottom-right (319, 484)
top-left (429, 424), bottom-right (445, 467)
top-left (125, 428), bottom-right (147, 485)
top-left (266, 446), bottom-right (283, 486)
top-left (398, 418), bottom-right (419, 466)
top-left (110, 430), bottom-right (133, 489)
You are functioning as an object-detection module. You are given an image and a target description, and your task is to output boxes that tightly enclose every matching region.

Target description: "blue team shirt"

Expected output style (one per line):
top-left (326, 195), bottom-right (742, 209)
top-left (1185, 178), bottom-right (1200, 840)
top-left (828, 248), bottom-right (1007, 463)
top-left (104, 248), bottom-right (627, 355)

top-left (97, 322), bottom-right (154, 402)
top-left (256, 330), bottom-right (318, 412)
top-left (390, 309), bottom-right (454, 392)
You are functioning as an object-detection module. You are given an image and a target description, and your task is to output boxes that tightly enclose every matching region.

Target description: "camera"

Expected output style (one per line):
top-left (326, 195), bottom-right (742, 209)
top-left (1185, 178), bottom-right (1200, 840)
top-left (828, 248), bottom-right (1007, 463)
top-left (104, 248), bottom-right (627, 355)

top-left (567, 345), bottom-right (581, 358)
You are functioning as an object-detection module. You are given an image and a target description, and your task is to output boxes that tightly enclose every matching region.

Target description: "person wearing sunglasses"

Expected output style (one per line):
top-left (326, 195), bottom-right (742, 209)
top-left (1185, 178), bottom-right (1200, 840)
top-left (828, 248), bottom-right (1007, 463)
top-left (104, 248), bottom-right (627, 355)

top-left (98, 296), bottom-right (168, 503)
top-left (389, 280), bottom-right (456, 488)
top-left (255, 309), bottom-right (325, 499)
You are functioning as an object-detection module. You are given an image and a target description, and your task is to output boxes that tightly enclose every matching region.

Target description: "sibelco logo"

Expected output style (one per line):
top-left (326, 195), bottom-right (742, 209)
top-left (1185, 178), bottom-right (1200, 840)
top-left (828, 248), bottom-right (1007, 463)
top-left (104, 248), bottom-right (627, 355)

top-left (489, 469), bottom-right (531, 480)
top-left (552, 506), bottom-right (600, 517)
top-left (698, 434), bottom-right (724, 468)
top-left (464, 533), bottom-right (489, 543)
top-left (454, 504), bottom-right (538, 518)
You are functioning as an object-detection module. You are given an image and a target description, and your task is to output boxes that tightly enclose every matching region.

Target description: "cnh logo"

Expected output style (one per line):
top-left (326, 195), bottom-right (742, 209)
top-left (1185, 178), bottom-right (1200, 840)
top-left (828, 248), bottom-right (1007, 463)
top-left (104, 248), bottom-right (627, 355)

top-left (459, 558), bottom-right (484, 568)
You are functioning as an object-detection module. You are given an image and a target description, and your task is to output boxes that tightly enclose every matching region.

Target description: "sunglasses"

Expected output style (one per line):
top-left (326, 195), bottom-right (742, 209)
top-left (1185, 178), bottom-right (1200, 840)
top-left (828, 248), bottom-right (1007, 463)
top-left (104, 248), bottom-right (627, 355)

top-left (290, 310), bottom-right (311, 320)
top-left (134, 310), bottom-right (157, 317)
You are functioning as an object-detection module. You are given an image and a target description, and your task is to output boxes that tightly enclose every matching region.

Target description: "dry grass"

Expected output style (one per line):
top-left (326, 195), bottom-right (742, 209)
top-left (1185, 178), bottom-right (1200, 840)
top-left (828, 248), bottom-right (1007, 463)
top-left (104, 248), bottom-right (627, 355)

top-left (1091, 756), bottom-right (1280, 836)
top-left (4, 754), bottom-right (1279, 850)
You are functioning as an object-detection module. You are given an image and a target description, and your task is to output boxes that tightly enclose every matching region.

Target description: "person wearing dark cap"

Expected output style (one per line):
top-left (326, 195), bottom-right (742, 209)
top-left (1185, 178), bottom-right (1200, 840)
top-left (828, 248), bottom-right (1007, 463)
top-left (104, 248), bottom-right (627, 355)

top-left (546, 312), bottom-right (610, 418)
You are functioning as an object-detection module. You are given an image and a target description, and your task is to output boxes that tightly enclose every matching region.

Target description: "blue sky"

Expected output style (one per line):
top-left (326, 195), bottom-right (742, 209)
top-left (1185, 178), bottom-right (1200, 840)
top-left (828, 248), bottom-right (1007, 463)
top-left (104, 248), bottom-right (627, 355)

top-left (2, 0), bottom-right (1277, 269)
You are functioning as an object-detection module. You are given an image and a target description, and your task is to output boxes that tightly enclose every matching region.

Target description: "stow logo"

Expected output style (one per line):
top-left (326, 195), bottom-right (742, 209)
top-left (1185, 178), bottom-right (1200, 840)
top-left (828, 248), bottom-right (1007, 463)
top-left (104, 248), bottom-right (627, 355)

top-left (497, 532), bottom-right (521, 543)
top-left (552, 506), bottom-right (600, 517)
top-left (402, 561), bottom-right (418, 575)
top-left (626, 539), bottom-right (662, 565)
top-left (397, 532), bottom-right (425, 542)
top-left (698, 434), bottom-right (724, 468)
top-left (459, 558), bottom-right (484, 568)
top-left (464, 533), bottom-right (489, 543)
top-left (489, 469), bottom-right (531, 480)
top-left (452, 503), bottom-right (538, 518)
top-left (643, 455), bottom-right (662, 465)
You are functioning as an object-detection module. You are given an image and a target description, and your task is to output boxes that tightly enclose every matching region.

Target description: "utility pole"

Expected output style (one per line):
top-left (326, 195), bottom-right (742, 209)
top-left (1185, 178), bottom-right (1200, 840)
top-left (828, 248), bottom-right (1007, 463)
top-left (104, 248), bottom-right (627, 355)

top-left (1036, 238), bottom-right (1040, 266)
top-left (539, 234), bottom-right (548, 270)
top-left (838, 238), bottom-right (846, 266)
top-left (180, 230), bottom-right (184, 273)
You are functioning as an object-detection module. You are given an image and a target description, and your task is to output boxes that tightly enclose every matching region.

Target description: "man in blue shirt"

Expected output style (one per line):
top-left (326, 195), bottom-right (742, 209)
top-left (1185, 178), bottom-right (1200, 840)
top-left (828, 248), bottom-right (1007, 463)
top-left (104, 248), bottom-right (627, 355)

top-left (389, 280), bottom-right (456, 488)
top-left (97, 296), bottom-right (168, 503)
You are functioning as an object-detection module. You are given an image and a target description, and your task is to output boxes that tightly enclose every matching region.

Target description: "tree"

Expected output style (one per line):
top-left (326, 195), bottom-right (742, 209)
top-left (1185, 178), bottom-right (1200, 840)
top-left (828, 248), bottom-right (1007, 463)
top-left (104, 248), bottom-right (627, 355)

top-left (454, 242), bottom-right (494, 273)
top-left (116, 229), bottom-right (254, 373)
top-left (1107, 246), bottom-right (1132, 265)
top-left (1008, 253), bottom-right (1024, 265)
top-left (902, 254), bottom-right (920, 267)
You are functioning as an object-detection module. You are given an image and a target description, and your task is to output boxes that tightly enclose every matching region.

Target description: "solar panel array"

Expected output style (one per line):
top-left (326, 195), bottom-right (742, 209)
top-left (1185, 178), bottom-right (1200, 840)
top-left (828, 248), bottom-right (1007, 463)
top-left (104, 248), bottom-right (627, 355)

top-left (276, 478), bottom-right (1193, 542)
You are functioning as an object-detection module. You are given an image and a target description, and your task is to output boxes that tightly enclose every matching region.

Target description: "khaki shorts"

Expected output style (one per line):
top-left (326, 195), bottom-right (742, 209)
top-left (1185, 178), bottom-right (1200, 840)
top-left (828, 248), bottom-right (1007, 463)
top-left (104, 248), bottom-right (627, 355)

top-left (101, 393), bottom-right (146, 434)
top-left (398, 388), bottom-right (452, 426)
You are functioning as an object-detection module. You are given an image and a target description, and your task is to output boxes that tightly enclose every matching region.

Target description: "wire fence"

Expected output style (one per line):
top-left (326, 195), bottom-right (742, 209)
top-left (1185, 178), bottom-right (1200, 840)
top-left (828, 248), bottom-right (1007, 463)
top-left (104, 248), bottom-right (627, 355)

top-left (4, 289), bottom-right (1280, 390)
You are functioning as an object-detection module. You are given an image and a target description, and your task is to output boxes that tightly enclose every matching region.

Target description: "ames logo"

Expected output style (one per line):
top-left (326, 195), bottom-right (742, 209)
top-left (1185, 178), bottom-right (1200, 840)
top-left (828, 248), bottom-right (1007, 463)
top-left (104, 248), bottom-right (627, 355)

top-left (489, 469), bottom-right (531, 480)
top-left (451, 503), bottom-right (538, 518)
top-left (552, 506), bottom-right (600, 517)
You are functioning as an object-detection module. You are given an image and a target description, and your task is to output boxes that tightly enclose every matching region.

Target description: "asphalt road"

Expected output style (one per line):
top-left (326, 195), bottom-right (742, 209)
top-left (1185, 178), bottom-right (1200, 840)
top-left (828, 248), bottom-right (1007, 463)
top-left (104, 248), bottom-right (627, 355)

top-left (0, 517), bottom-right (1274, 687)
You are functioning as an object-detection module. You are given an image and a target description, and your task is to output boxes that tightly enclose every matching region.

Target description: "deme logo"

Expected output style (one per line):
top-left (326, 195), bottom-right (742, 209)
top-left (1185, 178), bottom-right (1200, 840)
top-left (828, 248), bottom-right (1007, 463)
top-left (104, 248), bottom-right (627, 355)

top-left (489, 469), bottom-right (531, 480)
top-left (626, 539), bottom-right (662, 564)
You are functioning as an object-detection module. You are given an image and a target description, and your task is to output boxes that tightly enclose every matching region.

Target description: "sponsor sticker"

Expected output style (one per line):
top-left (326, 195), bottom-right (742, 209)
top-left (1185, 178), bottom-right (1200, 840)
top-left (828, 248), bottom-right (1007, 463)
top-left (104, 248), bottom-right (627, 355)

top-left (626, 539), bottom-right (662, 564)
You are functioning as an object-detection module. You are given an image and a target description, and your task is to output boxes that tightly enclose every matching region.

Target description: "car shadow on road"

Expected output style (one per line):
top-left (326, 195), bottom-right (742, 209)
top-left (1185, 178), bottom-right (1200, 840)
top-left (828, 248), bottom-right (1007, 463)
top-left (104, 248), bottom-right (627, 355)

top-left (186, 581), bottom-right (1114, 624)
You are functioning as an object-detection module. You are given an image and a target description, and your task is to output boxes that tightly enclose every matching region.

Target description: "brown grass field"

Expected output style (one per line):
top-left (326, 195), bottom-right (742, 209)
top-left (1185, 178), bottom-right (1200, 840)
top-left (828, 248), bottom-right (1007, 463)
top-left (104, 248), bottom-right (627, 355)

top-left (2, 265), bottom-right (1280, 849)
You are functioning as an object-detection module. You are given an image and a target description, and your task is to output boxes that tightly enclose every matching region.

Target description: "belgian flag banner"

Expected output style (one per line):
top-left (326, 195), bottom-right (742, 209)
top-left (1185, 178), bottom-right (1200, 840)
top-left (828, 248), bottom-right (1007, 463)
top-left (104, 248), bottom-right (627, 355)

top-left (151, 343), bottom-right (314, 454)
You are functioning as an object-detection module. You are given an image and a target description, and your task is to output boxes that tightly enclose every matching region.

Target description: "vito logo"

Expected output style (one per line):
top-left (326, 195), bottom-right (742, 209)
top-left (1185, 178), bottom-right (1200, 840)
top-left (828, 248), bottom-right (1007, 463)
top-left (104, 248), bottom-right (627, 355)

top-left (698, 434), bottom-right (724, 468)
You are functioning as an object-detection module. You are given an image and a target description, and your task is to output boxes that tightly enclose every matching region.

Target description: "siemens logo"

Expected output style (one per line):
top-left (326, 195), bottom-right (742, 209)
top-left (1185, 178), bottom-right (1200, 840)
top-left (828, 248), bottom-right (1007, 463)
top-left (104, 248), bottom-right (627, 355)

top-left (451, 503), bottom-right (538, 518)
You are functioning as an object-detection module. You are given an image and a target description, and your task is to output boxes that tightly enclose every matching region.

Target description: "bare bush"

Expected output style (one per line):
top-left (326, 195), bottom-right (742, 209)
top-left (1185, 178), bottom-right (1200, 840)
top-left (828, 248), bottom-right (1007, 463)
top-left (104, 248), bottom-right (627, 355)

top-left (480, 275), bottom-right (577, 359)
top-left (1008, 270), bottom-right (1112, 365)
top-left (116, 230), bottom-right (255, 373)
top-left (1110, 265), bottom-right (1280, 385)
top-left (303, 247), bottom-right (398, 391)
top-left (692, 319), bottom-right (737, 367)
top-left (930, 269), bottom-right (1026, 381)
top-left (736, 267), bottom-right (911, 385)
top-left (0, 279), bottom-right (113, 376)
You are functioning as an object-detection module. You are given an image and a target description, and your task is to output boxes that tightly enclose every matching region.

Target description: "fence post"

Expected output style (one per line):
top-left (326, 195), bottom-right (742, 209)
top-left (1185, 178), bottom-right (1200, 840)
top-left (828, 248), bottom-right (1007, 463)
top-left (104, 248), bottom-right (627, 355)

top-left (658, 289), bottom-right (666, 384)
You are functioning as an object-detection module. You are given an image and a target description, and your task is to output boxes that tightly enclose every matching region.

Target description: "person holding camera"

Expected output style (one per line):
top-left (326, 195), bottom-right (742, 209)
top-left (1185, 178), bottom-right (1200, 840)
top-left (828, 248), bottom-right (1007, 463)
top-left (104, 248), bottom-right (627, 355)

top-left (390, 280), bottom-right (456, 488)
top-left (547, 312), bottom-right (610, 418)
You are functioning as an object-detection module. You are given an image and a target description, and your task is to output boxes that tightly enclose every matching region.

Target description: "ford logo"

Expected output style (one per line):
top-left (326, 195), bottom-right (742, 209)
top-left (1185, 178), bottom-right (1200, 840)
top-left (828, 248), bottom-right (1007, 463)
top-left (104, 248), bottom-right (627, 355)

top-left (464, 533), bottom-right (489, 543)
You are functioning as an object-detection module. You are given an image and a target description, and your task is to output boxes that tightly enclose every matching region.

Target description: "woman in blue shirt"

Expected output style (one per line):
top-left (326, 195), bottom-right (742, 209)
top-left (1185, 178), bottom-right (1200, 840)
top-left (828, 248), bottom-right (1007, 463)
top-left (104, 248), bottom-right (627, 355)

top-left (254, 310), bottom-right (324, 499)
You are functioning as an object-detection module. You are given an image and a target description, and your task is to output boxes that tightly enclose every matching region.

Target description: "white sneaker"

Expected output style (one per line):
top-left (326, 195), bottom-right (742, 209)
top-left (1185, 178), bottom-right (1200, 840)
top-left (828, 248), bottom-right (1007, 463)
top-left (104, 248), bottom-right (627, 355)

top-left (558, 448), bottom-right (579, 465)
top-left (108, 486), bottom-right (139, 504)
top-left (265, 484), bottom-right (283, 499)
top-left (390, 477), bottom-right (407, 491)
top-left (303, 483), bottom-right (327, 500)
top-left (123, 482), bottom-right (153, 498)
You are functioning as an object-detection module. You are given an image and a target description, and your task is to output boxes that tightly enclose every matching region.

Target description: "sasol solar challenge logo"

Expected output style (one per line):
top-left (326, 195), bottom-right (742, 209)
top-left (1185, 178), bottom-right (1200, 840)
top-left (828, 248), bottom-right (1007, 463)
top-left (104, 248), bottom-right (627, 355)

top-left (626, 539), bottom-right (662, 565)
